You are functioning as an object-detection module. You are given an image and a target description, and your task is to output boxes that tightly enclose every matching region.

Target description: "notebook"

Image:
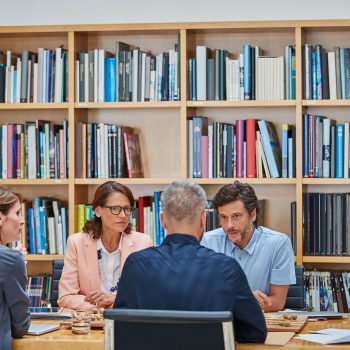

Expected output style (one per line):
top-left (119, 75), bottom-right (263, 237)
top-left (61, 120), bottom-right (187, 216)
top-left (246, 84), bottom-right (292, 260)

top-left (27, 324), bottom-right (60, 335)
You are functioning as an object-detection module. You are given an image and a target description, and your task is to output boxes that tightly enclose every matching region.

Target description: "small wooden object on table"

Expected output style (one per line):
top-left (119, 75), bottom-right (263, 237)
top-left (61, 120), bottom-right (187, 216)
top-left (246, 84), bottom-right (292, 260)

top-left (60, 308), bottom-right (105, 330)
top-left (264, 313), bottom-right (308, 333)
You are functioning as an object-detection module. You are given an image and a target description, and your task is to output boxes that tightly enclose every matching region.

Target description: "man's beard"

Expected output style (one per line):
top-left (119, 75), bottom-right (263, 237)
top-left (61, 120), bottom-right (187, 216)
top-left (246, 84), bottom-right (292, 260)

top-left (227, 222), bottom-right (252, 243)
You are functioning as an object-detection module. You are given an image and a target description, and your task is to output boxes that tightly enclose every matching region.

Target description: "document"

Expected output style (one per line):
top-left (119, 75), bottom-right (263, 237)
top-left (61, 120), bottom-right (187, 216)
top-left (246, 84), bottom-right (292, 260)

top-left (297, 328), bottom-right (350, 344)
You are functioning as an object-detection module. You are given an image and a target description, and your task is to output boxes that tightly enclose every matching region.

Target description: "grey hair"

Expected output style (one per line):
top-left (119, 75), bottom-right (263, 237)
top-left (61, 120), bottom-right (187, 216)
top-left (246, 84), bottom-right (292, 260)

top-left (161, 180), bottom-right (207, 224)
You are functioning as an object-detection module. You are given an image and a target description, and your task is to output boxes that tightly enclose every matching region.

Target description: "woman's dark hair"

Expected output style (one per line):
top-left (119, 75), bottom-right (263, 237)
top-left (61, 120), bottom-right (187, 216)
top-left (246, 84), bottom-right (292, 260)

top-left (0, 186), bottom-right (21, 215)
top-left (82, 181), bottom-right (135, 239)
top-left (212, 181), bottom-right (260, 227)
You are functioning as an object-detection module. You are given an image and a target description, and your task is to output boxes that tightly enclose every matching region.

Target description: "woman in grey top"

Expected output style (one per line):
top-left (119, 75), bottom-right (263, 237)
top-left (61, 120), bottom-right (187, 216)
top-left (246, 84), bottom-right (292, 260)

top-left (0, 186), bottom-right (30, 350)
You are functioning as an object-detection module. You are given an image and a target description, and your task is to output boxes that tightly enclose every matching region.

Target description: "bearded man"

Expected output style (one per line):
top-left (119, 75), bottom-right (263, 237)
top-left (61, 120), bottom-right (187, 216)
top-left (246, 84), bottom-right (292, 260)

top-left (201, 181), bottom-right (295, 312)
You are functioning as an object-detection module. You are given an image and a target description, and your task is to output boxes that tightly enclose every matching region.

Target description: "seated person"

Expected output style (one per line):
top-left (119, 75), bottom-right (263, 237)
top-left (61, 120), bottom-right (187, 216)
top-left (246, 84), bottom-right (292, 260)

top-left (58, 181), bottom-right (152, 310)
top-left (201, 181), bottom-right (296, 312)
top-left (114, 180), bottom-right (267, 343)
top-left (0, 186), bottom-right (30, 350)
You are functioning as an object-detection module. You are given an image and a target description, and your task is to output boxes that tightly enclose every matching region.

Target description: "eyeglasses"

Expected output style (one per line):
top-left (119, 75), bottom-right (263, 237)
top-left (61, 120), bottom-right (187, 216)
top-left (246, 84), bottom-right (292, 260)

top-left (102, 205), bottom-right (135, 216)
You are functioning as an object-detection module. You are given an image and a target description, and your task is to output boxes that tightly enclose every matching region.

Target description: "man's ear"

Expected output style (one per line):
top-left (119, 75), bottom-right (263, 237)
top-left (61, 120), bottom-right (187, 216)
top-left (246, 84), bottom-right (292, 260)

top-left (201, 209), bottom-right (207, 230)
top-left (160, 212), bottom-right (167, 230)
top-left (250, 208), bottom-right (257, 223)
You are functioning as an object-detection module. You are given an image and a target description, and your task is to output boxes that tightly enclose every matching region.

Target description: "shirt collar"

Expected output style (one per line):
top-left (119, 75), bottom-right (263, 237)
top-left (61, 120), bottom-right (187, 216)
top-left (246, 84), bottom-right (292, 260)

top-left (229, 226), bottom-right (262, 256)
top-left (163, 233), bottom-right (199, 245)
top-left (97, 236), bottom-right (123, 255)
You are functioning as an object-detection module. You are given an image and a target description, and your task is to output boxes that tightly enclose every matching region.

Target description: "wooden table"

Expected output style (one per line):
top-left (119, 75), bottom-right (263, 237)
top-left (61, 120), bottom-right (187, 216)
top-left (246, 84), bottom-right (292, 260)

top-left (13, 317), bottom-right (350, 350)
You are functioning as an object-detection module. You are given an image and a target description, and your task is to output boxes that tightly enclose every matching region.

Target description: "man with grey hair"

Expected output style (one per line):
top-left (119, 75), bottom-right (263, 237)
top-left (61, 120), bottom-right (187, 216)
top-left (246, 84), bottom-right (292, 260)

top-left (113, 180), bottom-right (267, 344)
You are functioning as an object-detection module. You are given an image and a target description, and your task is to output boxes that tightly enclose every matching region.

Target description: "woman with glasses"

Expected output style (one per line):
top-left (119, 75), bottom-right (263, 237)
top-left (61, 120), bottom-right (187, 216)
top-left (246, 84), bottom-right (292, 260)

top-left (0, 186), bottom-right (30, 350)
top-left (58, 181), bottom-right (152, 310)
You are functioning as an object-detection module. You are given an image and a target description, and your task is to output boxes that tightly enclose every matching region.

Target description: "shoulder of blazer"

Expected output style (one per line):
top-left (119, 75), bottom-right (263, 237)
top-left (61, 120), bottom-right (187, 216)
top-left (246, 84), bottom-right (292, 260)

top-left (124, 231), bottom-right (152, 247)
top-left (68, 232), bottom-right (95, 247)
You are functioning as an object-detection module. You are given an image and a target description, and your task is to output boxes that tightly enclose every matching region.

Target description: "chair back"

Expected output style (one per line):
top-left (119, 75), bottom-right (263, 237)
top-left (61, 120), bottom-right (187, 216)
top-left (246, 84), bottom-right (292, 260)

top-left (104, 309), bottom-right (235, 350)
top-left (285, 265), bottom-right (304, 310)
top-left (50, 259), bottom-right (64, 307)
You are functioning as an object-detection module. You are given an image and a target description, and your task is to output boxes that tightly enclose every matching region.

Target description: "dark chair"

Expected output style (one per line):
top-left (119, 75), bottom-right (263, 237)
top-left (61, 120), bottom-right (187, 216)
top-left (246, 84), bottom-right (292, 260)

top-left (50, 259), bottom-right (64, 307)
top-left (284, 265), bottom-right (304, 310)
top-left (104, 309), bottom-right (235, 350)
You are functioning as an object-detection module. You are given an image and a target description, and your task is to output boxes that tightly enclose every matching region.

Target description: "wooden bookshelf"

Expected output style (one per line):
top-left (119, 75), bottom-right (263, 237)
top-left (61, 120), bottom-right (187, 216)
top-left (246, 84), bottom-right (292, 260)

top-left (25, 254), bottom-right (64, 261)
top-left (0, 20), bottom-right (349, 269)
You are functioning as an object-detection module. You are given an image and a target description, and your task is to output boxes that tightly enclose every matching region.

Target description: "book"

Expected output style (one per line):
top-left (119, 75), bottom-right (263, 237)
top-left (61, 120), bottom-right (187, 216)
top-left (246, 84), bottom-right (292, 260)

top-left (123, 132), bottom-right (144, 178)
top-left (258, 120), bottom-right (282, 178)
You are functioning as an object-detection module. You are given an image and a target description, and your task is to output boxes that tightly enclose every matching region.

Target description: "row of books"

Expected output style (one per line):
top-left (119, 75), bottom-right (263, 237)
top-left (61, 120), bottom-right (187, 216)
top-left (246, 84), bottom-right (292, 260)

top-left (27, 275), bottom-right (52, 307)
top-left (22, 198), bottom-right (68, 255)
top-left (75, 204), bottom-right (94, 232)
top-left (303, 114), bottom-right (350, 178)
top-left (0, 48), bottom-right (68, 104)
top-left (304, 270), bottom-right (350, 313)
top-left (188, 117), bottom-right (292, 179)
top-left (76, 122), bottom-right (143, 179)
top-left (303, 44), bottom-right (350, 100)
top-left (76, 40), bottom-right (180, 103)
top-left (189, 44), bottom-right (295, 101)
top-left (303, 192), bottom-right (350, 256)
top-left (0, 120), bottom-right (68, 179)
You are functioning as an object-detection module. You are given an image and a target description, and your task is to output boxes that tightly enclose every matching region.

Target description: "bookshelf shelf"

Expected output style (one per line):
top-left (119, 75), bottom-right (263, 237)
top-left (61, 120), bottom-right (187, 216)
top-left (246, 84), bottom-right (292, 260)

top-left (25, 254), bottom-right (64, 261)
top-left (302, 178), bottom-right (350, 185)
top-left (186, 100), bottom-right (297, 108)
top-left (74, 178), bottom-right (180, 185)
top-left (192, 178), bottom-right (297, 185)
top-left (303, 256), bottom-right (350, 264)
top-left (74, 101), bottom-right (181, 109)
top-left (0, 103), bottom-right (69, 110)
top-left (0, 179), bottom-right (69, 185)
top-left (302, 100), bottom-right (350, 107)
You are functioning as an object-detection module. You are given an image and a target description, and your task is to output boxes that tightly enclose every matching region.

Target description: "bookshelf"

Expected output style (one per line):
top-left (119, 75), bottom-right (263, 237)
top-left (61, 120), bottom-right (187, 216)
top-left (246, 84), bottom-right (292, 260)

top-left (1, 20), bottom-right (350, 277)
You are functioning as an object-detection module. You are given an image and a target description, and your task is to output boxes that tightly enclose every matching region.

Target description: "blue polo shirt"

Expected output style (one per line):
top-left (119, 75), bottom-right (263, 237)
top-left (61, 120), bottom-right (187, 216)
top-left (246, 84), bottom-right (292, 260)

top-left (201, 226), bottom-right (296, 295)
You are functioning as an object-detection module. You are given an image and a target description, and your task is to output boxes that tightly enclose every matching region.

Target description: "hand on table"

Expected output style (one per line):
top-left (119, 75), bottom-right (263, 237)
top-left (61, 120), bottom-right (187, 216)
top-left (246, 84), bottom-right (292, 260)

top-left (84, 290), bottom-right (115, 308)
top-left (253, 290), bottom-right (272, 310)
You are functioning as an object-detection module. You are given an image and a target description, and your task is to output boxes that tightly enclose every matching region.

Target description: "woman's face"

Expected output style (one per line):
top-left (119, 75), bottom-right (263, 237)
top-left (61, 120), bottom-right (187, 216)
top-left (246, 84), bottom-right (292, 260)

top-left (0, 200), bottom-right (24, 245)
top-left (95, 192), bottom-right (132, 234)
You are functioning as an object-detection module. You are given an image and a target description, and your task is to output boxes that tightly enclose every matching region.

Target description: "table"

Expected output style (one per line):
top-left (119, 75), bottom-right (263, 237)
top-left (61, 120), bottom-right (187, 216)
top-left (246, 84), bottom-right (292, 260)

top-left (13, 317), bottom-right (350, 350)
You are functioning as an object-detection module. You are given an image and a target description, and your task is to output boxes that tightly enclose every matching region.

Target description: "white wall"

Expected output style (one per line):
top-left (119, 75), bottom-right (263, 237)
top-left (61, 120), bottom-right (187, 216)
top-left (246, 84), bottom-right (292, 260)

top-left (2, 0), bottom-right (350, 26)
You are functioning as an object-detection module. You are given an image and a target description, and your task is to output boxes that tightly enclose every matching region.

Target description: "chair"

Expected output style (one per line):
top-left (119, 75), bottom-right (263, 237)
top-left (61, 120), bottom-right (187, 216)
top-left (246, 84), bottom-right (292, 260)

top-left (284, 265), bottom-right (304, 310)
top-left (104, 309), bottom-right (235, 350)
top-left (50, 259), bottom-right (64, 307)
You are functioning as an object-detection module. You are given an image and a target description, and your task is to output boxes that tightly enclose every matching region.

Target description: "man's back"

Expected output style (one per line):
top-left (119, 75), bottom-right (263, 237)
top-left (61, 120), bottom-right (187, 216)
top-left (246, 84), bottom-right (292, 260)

top-left (115, 234), bottom-right (267, 343)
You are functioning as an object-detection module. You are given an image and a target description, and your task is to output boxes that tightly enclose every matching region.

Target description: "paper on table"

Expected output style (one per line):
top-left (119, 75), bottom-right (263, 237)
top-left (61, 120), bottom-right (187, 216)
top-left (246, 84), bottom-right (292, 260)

top-left (297, 328), bottom-right (350, 344)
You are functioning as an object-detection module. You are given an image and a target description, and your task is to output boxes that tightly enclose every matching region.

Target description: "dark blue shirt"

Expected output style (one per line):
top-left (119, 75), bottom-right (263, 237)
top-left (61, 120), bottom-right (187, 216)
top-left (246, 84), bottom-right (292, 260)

top-left (114, 234), bottom-right (267, 343)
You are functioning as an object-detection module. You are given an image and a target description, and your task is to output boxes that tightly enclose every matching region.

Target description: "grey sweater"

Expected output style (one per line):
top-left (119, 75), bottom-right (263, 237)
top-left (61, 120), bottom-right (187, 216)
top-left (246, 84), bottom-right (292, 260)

top-left (0, 246), bottom-right (30, 350)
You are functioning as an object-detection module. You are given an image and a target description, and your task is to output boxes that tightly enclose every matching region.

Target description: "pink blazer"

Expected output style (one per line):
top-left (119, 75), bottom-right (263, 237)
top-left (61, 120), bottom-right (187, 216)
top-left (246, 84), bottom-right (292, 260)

top-left (58, 231), bottom-right (152, 310)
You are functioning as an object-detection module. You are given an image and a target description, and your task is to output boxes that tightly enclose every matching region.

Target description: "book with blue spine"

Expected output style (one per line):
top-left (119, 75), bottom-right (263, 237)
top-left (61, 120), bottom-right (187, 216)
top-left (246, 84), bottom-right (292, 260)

top-left (27, 207), bottom-right (36, 254)
top-left (104, 57), bottom-right (116, 102)
top-left (335, 123), bottom-right (344, 178)
top-left (243, 44), bottom-right (251, 100)
top-left (153, 191), bottom-right (160, 246)
top-left (315, 45), bottom-right (322, 99)
top-left (311, 49), bottom-right (317, 99)
top-left (282, 124), bottom-right (290, 178)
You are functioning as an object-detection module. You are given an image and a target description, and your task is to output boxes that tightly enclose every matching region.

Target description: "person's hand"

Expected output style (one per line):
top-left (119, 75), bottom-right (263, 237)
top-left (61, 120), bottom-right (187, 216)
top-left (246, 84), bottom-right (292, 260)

top-left (253, 290), bottom-right (272, 310)
top-left (84, 290), bottom-right (115, 308)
